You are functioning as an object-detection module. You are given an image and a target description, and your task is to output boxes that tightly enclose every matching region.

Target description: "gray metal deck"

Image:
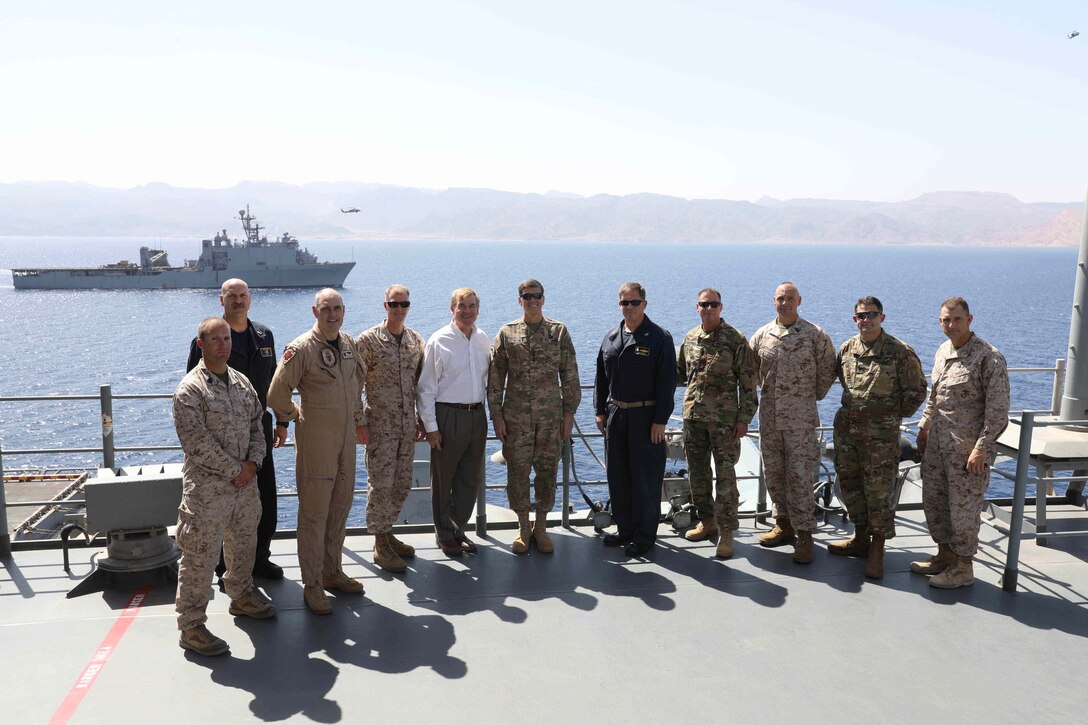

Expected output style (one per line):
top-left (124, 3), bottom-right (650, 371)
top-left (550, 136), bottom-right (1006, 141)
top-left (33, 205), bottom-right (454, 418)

top-left (4, 508), bottom-right (1088, 724)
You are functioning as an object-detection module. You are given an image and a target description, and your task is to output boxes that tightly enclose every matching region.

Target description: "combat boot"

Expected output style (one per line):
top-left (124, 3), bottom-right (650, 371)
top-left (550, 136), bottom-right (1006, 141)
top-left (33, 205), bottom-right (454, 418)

top-left (533, 513), bottom-right (554, 554)
top-left (864, 534), bottom-right (885, 579)
top-left (512, 513), bottom-right (532, 555)
top-left (179, 624), bottom-right (230, 657)
top-left (323, 571), bottom-right (364, 594)
top-left (930, 555), bottom-right (974, 589)
top-left (387, 533), bottom-right (416, 558)
top-left (228, 590), bottom-right (278, 620)
top-left (685, 516), bottom-right (719, 542)
top-left (715, 528), bottom-right (734, 559)
top-left (792, 530), bottom-right (813, 564)
top-left (304, 585), bottom-right (332, 615)
top-left (759, 519), bottom-right (795, 548)
top-left (910, 543), bottom-right (955, 575)
top-left (827, 525), bottom-right (870, 557)
top-left (373, 533), bottom-right (408, 573)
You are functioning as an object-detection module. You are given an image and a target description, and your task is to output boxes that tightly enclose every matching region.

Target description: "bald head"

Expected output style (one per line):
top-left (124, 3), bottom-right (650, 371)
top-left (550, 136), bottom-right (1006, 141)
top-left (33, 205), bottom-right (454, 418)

top-left (312, 288), bottom-right (345, 338)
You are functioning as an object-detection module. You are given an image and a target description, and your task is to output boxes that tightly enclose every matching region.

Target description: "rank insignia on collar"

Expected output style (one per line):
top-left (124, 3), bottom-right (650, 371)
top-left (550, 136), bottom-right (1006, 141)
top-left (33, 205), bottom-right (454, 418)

top-left (321, 348), bottom-right (337, 367)
top-left (282, 348), bottom-right (295, 363)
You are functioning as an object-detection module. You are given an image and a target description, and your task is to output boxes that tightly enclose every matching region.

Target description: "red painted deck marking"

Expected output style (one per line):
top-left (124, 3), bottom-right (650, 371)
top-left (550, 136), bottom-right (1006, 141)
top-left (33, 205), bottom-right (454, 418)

top-left (48, 586), bottom-right (152, 725)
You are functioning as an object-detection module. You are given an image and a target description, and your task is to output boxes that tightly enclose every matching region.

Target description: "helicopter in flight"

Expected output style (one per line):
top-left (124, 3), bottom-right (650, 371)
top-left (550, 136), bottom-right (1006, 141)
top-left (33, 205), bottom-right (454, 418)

top-left (1069, 30), bottom-right (1080, 39)
top-left (340, 207), bottom-right (361, 213)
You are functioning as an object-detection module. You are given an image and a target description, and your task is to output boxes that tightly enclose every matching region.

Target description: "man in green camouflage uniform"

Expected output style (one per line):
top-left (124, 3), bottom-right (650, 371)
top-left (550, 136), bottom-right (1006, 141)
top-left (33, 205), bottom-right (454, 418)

top-left (831, 296), bottom-right (927, 579)
top-left (173, 318), bottom-right (277, 657)
top-left (356, 284), bottom-right (426, 573)
top-left (488, 279), bottom-right (581, 554)
top-left (677, 288), bottom-right (758, 559)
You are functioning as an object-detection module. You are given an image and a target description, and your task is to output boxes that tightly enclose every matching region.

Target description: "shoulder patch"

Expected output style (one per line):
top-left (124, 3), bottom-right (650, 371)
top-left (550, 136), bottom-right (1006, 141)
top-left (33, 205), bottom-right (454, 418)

top-left (282, 348), bottom-right (296, 363)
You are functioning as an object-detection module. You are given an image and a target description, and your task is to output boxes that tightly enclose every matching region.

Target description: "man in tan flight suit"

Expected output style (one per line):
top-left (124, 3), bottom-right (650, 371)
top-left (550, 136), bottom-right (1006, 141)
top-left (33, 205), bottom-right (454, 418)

top-left (174, 317), bottom-right (276, 657)
top-left (268, 288), bottom-right (366, 614)
top-left (356, 284), bottom-right (426, 573)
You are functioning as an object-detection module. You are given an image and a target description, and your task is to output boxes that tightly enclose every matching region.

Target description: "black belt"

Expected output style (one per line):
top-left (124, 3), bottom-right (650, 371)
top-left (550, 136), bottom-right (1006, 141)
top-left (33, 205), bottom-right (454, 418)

top-left (437, 401), bottom-right (484, 411)
top-left (610, 399), bottom-right (656, 409)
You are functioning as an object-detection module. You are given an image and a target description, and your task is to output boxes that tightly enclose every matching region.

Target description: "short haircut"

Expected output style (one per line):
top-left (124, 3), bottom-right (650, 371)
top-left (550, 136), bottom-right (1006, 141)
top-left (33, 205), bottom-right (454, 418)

top-left (697, 287), bottom-right (721, 301)
top-left (314, 288), bottom-right (342, 307)
top-left (220, 278), bottom-right (249, 296)
top-left (385, 283), bottom-right (410, 299)
top-left (518, 279), bottom-right (544, 295)
top-left (941, 296), bottom-right (970, 315)
top-left (450, 287), bottom-right (479, 308)
top-left (776, 281), bottom-right (799, 295)
top-left (619, 282), bottom-right (646, 299)
top-left (198, 317), bottom-right (229, 341)
top-left (855, 295), bottom-right (883, 313)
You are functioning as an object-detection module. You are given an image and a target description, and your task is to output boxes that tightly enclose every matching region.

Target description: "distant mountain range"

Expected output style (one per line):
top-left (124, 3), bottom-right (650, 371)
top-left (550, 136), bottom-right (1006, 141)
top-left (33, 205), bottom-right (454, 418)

top-left (0, 181), bottom-right (1082, 246)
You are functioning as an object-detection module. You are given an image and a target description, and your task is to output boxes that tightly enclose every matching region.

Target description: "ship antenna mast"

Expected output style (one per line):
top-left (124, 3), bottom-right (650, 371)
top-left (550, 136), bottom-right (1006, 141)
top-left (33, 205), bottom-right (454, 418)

top-left (238, 205), bottom-right (263, 245)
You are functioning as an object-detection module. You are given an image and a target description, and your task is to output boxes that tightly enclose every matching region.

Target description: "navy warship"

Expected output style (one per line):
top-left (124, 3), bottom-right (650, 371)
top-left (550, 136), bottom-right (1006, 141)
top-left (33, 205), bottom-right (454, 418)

top-left (10, 206), bottom-right (355, 290)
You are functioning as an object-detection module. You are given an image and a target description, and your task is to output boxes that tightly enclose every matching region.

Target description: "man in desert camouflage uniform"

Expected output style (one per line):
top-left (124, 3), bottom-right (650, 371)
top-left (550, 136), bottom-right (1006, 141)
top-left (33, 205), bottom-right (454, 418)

top-left (677, 288), bottom-right (758, 559)
top-left (488, 279), bottom-right (581, 555)
top-left (831, 295), bottom-right (927, 579)
top-left (750, 282), bottom-right (837, 564)
top-left (173, 317), bottom-right (277, 658)
top-left (912, 297), bottom-right (1009, 589)
top-left (356, 284), bottom-right (426, 573)
top-left (268, 289), bottom-right (366, 615)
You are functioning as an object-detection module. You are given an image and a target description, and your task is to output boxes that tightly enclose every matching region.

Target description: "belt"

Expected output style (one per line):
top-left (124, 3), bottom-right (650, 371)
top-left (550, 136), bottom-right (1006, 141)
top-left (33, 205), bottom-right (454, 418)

top-left (610, 399), bottom-right (656, 409)
top-left (437, 401), bottom-right (484, 411)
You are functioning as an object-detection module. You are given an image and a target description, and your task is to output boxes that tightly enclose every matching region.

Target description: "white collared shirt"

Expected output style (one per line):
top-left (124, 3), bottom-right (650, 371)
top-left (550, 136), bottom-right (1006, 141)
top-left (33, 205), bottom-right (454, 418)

top-left (417, 321), bottom-right (490, 432)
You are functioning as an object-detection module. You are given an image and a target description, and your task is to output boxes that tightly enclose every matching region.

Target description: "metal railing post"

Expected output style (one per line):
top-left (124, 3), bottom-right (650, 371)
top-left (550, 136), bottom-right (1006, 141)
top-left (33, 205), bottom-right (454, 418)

top-left (100, 384), bottom-right (115, 470)
top-left (561, 438), bottom-right (571, 528)
top-left (0, 445), bottom-right (10, 557)
top-left (1003, 413), bottom-right (1035, 593)
top-left (475, 474), bottom-right (487, 537)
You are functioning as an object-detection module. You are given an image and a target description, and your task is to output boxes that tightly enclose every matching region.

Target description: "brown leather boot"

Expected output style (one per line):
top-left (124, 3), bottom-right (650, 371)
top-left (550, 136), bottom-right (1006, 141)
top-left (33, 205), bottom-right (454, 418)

top-left (792, 530), bottom-right (813, 564)
top-left (759, 518), bottom-right (795, 548)
top-left (715, 528), bottom-right (734, 559)
top-left (373, 533), bottom-right (408, 573)
top-left (930, 555), bottom-right (974, 589)
top-left (910, 543), bottom-right (955, 575)
top-left (387, 533), bottom-right (416, 558)
top-left (685, 517), bottom-right (719, 542)
top-left (512, 513), bottom-right (531, 555)
top-left (827, 524), bottom-right (870, 557)
top-left (533, 513), bottom-right (554, 554)
top-left (864, 534), bottom-right (885, 579)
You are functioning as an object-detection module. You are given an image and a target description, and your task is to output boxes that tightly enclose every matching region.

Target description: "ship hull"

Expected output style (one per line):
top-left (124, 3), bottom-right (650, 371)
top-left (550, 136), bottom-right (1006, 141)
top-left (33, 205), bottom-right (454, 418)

top-left (12, 262), bottom-right (355, 290)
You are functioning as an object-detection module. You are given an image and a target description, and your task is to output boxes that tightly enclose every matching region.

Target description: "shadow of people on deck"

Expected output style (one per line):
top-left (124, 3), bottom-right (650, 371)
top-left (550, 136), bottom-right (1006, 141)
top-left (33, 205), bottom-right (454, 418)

top-left (648, 536), bottom-right (789, 608)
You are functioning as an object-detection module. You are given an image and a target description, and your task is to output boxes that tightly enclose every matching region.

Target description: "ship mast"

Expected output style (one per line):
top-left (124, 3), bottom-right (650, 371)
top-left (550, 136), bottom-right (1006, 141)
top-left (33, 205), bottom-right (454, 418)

top-left (238, 205), bottom-right (263, 246)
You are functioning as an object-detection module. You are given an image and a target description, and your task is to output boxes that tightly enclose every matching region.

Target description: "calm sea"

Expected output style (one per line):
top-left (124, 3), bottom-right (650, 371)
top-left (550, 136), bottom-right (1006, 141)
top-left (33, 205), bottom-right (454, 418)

top-left (0, 237), bottom-right (1076, 526)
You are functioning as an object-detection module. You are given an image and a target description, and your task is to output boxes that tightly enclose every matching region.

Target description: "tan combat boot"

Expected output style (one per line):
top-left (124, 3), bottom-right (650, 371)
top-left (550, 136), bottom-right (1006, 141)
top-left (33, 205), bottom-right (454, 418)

top-left (715, 528), bottom-right (734, 559)
top-left (323, 571), bottom-right (364, 594)
top-left (512, 513), bottom-right (532, 555)
top-left (759, 518), bottom-right (795, 548)
top-left (910, 543), bottom-right (955, 575)
top-left (179, 624), bottom-right (230, 657)
top-left (685, 516), bottom-right (719, 542)
top-left (304, 585), bottom-right (332, 615)
top-left (373, 533), bottom-right (408, 573)
top-left (793, 530), bottom-right (813, 564)
top-left (387, 533), bottom-right (416, 558)
top-left (930, 555), bottom-right (974, 589)
top-left (228, 590), bottom-right (278, 619)
top-left (533, 513), bottom-right (554, 554)
top-left (827, 524), bottom-right (870, 557)
top-left (864, 533), bottom-right (885, 579)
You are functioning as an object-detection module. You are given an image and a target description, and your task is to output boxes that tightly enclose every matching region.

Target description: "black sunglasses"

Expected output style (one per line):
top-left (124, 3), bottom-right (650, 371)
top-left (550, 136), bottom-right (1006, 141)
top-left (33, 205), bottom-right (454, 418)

top-left (520, 292), bottom-right (543, 300)
top-left (854, 311), bottom-right (880, 320)
top-left (619, 299), bottom-right (645, 307)
top-left (386, 300), bottom-right (411, 308)
top-left (697, 301), bottom-right (721, 309)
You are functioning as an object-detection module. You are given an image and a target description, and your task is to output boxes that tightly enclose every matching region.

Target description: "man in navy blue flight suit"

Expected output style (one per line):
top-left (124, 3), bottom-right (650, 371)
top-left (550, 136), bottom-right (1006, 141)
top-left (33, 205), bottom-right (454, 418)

top-left (186, 278), bottom-right (282, 580)
top-left (594, 281), bottom-right (677, 557)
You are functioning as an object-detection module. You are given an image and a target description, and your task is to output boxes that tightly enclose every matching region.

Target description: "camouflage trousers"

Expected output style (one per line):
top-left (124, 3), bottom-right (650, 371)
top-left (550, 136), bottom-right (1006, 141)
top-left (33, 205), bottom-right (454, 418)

top-left (833, 409), bottom-right (899, 538)
top-left (502, 411), bottom-right (563, 515)
top-left (365, 430), bottom-right (416, 534)
top-left (921, 428), bottom-right (989, 557)
top-left (760, 427), bottom-right (820, 532)
top-left (175, 475), bottom-right (260, 630)
top-left (684, 418), bottom-right (740, 530)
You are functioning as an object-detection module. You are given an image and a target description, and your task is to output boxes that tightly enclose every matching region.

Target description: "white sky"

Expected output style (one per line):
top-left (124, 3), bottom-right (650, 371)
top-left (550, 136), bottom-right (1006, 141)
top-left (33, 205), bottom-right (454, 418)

top-left (1, 1), bottom-right (1085, 202)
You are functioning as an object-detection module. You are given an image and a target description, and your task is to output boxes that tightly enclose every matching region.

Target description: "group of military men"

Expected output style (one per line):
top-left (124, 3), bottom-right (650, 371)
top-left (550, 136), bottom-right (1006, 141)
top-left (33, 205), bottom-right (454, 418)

top-left (171, 277), bottom-right (1010, 658)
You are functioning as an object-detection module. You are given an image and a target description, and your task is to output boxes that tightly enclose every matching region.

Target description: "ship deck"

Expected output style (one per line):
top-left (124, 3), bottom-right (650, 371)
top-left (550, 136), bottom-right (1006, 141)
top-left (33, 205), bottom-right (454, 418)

top-left (4, 506), bottom-right (1088, 724)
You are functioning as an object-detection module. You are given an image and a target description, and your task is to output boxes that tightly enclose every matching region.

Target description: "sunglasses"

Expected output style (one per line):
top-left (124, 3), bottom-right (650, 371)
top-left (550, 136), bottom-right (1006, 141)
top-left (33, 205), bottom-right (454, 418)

top-left (520, 292), bottom-right (543, 300)
top-left (697, 301), bottom-right (721, 309)
top-left (386, 300), bottom-right (411, 308)
top-left (619, 299), bottom-right (645, 307)
top-left (854, 311), bottom-right (880, 320)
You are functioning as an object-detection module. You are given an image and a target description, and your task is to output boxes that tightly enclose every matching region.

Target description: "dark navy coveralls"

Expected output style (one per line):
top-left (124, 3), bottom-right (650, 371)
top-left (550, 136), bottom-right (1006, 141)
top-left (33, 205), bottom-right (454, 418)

top-left (188, 319), bottom-right (278, 567)
top-left (594, 315), bottom-right (677, 547)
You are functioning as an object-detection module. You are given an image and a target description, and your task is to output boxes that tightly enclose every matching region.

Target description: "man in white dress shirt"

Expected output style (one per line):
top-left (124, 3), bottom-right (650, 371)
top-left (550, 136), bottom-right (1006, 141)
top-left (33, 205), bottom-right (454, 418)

top-left (417, 288), bottom-right (491, 557)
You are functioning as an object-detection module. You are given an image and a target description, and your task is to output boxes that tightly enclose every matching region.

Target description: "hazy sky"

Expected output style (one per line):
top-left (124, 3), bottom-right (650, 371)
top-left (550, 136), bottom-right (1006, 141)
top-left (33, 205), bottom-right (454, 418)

top-left (2, 1), bottom-right (1085, 202)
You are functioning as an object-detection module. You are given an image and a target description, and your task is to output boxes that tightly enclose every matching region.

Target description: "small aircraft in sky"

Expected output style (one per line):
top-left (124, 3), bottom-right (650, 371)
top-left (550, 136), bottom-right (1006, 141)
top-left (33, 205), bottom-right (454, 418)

top-left (1069, 31), bottom-right (1080, 39)
top-left (340, 207), bottom-right (361, 213)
